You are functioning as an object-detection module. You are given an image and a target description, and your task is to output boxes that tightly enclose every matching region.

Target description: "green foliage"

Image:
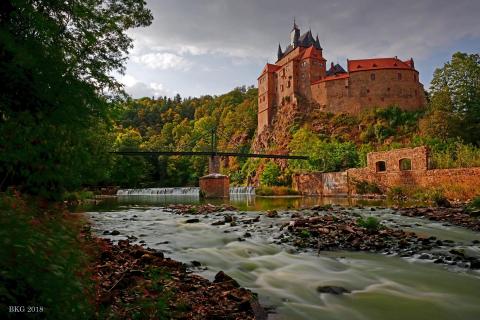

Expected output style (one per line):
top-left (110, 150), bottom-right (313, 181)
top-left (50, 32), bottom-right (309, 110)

top-left (289, 128), bottom-right (359, 172)
top-left (430, 142), bottom-right (480, 169)
top-left (62, 190), bottom-right (94, 201)
top-left (466, 196), bottom-right (480, 215)
top-left (299, 230), bottom-right (311, 238)
top-left (357, 216), bottom-right (381, 232)
top-left (425, 52), bottom-right (480, 145)
top-left (111, 88), bottom-right (258, 187)
top-left (260, 162), bottom-right (282, 186)
top-left (0, 0), bottom-right (152, 198)
top-left (110, 127), bottom-right (153, 187)
top-left (387, 186), bottom-right (409, 203)
top-left (0, 196), bottom-right (94, 319)
top-left (353, 180), bottom-right (382, 195)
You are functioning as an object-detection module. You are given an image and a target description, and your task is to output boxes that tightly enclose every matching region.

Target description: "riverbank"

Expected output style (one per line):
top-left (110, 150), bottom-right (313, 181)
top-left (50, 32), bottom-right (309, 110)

top-left (0, 195), bottom-right (266, 319)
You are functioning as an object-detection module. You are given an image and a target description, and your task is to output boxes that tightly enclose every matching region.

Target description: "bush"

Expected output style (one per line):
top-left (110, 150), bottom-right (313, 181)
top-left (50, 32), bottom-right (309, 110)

top-left (353, 180), bottom-right (382, 195)
top-left (357, 216), bottom-right (381, 232)
top-left (387, 186), bottom-right (409, 202)
top-left (260, 162), bottom-right (282, 186)
top-left (62, 190), bottom-right (94, 201)
top-left (466, 196), bottom-right (480, 215)
top-left (429, 190), bottom-right (451, 207)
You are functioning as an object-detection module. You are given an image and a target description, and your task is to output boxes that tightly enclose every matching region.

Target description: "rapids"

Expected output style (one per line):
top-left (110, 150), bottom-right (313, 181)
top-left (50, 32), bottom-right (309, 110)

top-left (87, 197), bottom-right (480, 320)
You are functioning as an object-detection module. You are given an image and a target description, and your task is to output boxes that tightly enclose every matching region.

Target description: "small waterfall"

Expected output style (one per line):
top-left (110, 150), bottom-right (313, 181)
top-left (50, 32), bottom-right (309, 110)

top-left (117, 187), bottom-right (200, 196)
top-left (117, 186), bottom-right (255, 196)
top-left (229, 186), bottom-right (256, 195)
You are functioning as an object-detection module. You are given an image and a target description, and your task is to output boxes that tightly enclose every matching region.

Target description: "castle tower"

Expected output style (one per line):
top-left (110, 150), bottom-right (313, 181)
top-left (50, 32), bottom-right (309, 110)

top-left (290, 19), bottom-right (300, 47)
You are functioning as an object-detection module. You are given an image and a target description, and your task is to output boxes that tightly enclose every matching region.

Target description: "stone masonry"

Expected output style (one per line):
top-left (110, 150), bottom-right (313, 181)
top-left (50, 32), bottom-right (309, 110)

top-left (292, 146), bottom-right (480, 200)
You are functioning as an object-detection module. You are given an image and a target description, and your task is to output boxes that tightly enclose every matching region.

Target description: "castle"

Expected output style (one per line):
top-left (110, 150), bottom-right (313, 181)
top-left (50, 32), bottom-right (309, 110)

top-left (257, 21), bottom-right (427, 134)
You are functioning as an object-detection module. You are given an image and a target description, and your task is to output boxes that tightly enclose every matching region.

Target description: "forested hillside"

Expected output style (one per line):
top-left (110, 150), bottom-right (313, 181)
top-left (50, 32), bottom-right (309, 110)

top-left (111, 86), bottom-right (258, 187)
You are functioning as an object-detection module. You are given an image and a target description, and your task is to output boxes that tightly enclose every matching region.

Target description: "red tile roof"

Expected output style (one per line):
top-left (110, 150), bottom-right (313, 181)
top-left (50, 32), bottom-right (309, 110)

top-left (311, 73), bottom-right (350, 85)
top-left (300, 46), bottom-right (322, 60)
top-left (348, 57), bottom-right (414, 72)
top-left (258, 63), bottom-right (281, 78)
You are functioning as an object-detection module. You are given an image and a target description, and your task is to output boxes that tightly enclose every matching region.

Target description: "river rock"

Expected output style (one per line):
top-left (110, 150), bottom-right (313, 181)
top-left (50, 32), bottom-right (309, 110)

top-left (266, 210), bottom-right (278, 218)
top-left (186, 218), bottom-right (200, 223)
top-left (317, 285), bottom-right (350, 295)
top-left (111, 230), bottom-right (120, 235)
top-left (214, 271), bottom-right (240, 288)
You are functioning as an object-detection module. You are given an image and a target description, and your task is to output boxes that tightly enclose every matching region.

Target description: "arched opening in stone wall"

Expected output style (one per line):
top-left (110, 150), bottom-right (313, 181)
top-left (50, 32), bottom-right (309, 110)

top-left (399, 158), bottom-right (412, 171)
top-left (375, 161), bottom-right (387, 172)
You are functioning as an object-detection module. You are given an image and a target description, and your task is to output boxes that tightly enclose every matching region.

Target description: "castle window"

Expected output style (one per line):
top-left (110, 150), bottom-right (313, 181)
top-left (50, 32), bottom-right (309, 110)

top-left (371, 73), bottom-right (375, 80)
top-left (367, 89), bottom-right (370, 93)
top-left (281, 85), bottom-right (284, 92)
top-left (415, 90), bottom-right (418, 96)
top-left (287, 80), bottom-right (291, 88)
top-left (398, 73), bottom-right (402, 80)
top-left (399, 158), bottom-right (412, 171)
top-left (387, 87), bottom-right (391, 91)
top-left (375, 161), bottom-right (387, 172)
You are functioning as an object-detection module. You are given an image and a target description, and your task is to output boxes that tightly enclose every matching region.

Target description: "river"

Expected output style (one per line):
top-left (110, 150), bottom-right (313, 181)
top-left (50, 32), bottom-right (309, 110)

top-left (85, 194), bottom-right (480, 320)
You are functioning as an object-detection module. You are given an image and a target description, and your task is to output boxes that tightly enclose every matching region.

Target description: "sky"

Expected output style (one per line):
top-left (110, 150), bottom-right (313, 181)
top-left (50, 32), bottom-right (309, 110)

top-left (120, 0), bottom-right (480, 99)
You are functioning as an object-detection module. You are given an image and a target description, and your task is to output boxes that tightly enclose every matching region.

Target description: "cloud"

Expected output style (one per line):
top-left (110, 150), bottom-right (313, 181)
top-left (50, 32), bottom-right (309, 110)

top-left (131, 52), bottom-right (192, 70)
top-left (129, 0), bottom-right (480, 62)
top-left (120, 74), bottom-right (173, 98)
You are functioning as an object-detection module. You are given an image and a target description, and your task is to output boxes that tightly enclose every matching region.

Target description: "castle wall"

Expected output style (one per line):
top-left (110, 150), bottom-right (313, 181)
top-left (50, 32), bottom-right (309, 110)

top-left (310, 69), bottom-right (426, 114)
top-left (257, 71), bottom-right (276, 134)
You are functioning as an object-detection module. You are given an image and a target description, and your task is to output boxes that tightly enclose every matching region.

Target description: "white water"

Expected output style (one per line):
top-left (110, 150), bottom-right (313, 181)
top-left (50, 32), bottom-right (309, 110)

top-left (117, 186), bottom-right (256, 196)
top-left (87, 205), bottom-right (480, 320)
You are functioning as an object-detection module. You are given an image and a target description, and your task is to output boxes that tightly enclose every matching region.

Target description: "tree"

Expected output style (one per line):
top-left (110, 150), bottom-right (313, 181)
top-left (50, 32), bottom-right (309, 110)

top-left (0, 0), bottom-right (152, 197)
top-left (426, 52), bottom-right (480, 144)
top-left (260, 162), bottom-right (282, 186)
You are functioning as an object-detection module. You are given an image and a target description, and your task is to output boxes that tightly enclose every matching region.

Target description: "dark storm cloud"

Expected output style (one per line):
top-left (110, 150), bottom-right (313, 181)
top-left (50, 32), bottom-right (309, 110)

top-left (130, 0), bottom-right (480, 61)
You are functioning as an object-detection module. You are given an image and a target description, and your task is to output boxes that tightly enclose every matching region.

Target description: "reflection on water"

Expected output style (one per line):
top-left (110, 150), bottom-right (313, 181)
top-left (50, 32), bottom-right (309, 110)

top-left (112, 194), bottom-right (385, 211)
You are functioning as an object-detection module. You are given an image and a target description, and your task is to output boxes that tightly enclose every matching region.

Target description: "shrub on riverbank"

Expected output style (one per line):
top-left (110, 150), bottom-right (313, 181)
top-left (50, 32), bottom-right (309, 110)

top-left (387, 186), bottom-right (451, 206)
top-left (357, 216), bottom-right (381, 232)
top-left (0, 195), bottom-right (95, 319)
top-left (255, 186), bottom-right (299, 196)
top-left (466, 196), bottom-right (480, 216)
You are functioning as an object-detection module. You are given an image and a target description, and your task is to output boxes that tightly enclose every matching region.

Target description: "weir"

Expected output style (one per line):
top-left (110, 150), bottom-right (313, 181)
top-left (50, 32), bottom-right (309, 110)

top-left (117, 186), bottom-right (256, 196)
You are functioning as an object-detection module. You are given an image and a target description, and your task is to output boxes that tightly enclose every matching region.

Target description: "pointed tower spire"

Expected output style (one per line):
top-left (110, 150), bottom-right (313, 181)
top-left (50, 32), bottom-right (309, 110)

top-left (290, 17), bottom-right (300, 47)
top-left (315, 34), bottom-right (322, 49)
top-left (277, 43), bottom-right (283, 61)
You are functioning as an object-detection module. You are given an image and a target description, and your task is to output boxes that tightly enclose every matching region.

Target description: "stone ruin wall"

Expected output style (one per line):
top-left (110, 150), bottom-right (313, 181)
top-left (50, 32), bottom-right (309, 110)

top-left (292, 147), bottom-right (480, 200)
